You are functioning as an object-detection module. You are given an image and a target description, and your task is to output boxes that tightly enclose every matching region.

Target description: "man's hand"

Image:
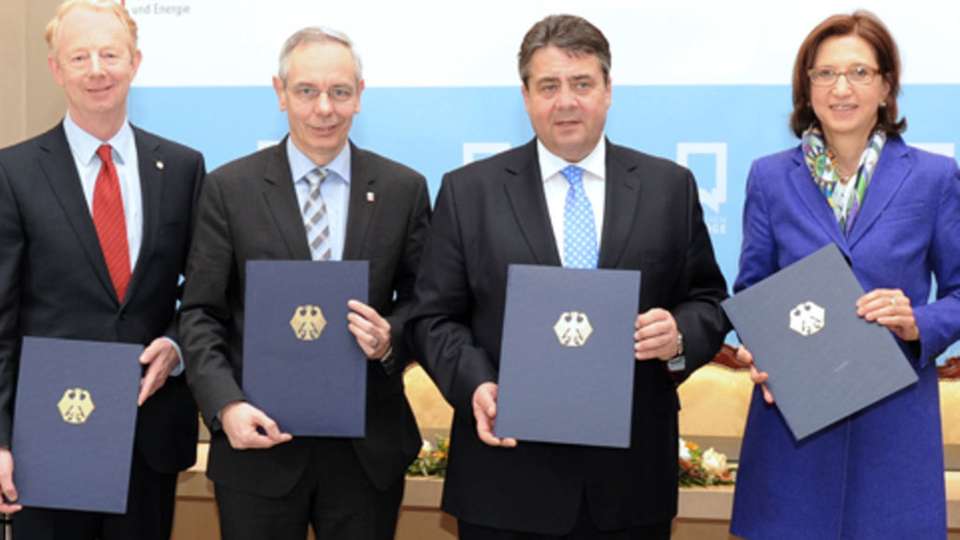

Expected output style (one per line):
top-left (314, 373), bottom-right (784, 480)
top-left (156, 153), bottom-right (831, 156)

top-left (733, 345), bottom-right (775, 404)
top-left (0, 448), bottom-right (21, 514)
top-left (857, 288), bottom-right (920, 342)
top-left (634, 308), bottom-right (680, 361)
top-left (347, 300), bottom-right (392, 359)
top-left (137, 337), bottom-right (180, 406)
top-left (472, 382), bottom-right (517, 448)
top-left (219, 402), bottom-right (293, 450)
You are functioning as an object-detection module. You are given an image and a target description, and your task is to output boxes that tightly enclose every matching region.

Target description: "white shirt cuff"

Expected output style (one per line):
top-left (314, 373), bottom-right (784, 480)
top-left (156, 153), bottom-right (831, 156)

top-left (161, 336), bottom-right (185, 376)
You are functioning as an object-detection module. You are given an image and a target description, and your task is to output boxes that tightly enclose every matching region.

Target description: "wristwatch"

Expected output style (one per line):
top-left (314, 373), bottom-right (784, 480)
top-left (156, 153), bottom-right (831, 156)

top-left (379, 346), bottom-right (396, 375)
top-left (667, 332), bottom-right (685, 372)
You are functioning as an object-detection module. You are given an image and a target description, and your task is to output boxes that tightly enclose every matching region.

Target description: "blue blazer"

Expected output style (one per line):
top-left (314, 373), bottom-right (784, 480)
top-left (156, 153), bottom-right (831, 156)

top-left (730, 136), bottom-right (960, 540)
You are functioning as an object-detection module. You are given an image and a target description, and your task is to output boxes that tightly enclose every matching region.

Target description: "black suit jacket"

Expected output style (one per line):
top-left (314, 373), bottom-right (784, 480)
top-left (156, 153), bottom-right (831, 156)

top-left (180, 139), bottom-right (429, 496)
top-left (0, 123), bottom-right (203, 474)
top-left (407, 139), bottom-right (730, 534)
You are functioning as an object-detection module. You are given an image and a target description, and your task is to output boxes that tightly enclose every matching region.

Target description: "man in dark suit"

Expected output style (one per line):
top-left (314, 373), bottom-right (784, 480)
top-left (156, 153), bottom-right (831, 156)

top-left (407, 15), bottom-right (730, 540)
top-left (179, 26), bottom-right (429, 540)
top-left (0, 1), bottom-right (202, 538)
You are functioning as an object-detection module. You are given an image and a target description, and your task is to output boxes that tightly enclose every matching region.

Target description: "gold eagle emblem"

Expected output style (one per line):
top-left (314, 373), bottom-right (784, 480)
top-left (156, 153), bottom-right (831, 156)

top-left (57, 387), bottom-right (95, 425)
top-left (290, 305), bottom-right (327, 341)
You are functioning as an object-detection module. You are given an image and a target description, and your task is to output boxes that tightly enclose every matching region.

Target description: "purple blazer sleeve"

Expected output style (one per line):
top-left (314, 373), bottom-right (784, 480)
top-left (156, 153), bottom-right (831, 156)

top-left (911, 158), bottom-right (960, 366)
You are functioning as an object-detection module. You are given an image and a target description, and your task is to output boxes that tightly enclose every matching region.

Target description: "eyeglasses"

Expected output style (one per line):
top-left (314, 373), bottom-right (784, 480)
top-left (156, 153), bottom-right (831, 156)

top-left (808, 65), bottom-right (881, 87)
top-left (288, 83), bottom-right (356, 104)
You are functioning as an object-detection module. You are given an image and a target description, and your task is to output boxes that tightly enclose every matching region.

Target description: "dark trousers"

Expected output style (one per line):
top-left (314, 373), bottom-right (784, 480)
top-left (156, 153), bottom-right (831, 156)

top-left (11, 449), bottom-right (178, 540)
top-left (214, 439), bottom-right (404, 540)
top-left (458, 493), bottom-right (672, 540)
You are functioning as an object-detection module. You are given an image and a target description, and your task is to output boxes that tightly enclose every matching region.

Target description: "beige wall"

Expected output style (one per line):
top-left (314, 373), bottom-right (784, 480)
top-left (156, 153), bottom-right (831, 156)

top-left (0, 0), bottom-right (27, 147)
top-left (1, 0), bottom-right (66, 149)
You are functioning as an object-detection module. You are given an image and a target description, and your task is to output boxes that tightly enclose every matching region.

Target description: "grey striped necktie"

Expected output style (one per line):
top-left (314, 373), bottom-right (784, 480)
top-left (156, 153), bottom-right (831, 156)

top-left (302, 167), bottom-right (332, 261)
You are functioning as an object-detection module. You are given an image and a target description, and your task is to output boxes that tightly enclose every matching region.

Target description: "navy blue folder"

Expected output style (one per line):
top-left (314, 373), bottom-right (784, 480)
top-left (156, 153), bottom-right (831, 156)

top-left (722, 243), bottom-right (918, 440)
top-left (243, 260), bottom-right (368, 437)
top-left (12, 337), bottom-right (141, 513)
top-left (494, 265), bottom-right (641, 448)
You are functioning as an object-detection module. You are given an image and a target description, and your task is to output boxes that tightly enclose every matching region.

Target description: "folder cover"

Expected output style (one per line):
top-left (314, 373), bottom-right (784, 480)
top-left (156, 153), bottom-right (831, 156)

top-left (12, 336), bottom-right (141, 513)
top-left (243, 260), bottom-right (368, 437)
top-left (722, 243), bottom-right (918, 440)
top-left (495, 264), bottom-right (640, 448)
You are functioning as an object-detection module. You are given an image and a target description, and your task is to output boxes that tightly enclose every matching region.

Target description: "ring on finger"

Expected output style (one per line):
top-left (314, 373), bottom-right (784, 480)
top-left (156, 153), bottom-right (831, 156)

top-left (889, 296), bottom-right (897, 307)
top-left (370, 336), bottom-right (379, 348)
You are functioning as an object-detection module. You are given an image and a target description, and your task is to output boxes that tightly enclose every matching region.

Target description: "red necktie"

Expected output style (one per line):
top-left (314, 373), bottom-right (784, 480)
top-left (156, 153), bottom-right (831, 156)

top-left (93, 144), bottom-right (131, 301)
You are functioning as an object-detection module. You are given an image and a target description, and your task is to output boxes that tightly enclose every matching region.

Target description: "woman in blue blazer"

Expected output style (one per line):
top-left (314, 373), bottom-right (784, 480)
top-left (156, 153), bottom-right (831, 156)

top-left (730, 11), bottom-right (960, 539)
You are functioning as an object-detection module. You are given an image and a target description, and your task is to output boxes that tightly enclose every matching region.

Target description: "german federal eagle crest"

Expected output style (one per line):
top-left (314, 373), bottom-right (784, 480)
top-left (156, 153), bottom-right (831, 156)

top-left (290, 305), bottom-right (327, 341)
top-left (789, 301), bottom-right (825, 337)
top-left (57, 387), bottom-right (95, 425)
top-left (553, 311), bottom-right (593, 347)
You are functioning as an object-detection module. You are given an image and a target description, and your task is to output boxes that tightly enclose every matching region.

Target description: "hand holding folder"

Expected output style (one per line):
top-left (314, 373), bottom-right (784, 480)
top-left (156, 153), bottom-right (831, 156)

top-left (0, 450), bottom-right (21, 515)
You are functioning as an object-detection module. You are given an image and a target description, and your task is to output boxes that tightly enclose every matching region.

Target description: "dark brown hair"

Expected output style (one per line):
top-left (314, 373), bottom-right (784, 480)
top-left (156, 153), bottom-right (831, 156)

top-left (518, 15), bottom-right (611, 87)
top-left (790, 10), bottom-right (906, 137)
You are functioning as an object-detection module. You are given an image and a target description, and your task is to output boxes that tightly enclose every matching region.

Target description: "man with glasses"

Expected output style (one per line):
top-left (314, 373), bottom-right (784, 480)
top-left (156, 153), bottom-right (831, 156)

top-left (180, 26), bottom-right (430, 540)
top-left (0, 1), bottom-right (203, 538)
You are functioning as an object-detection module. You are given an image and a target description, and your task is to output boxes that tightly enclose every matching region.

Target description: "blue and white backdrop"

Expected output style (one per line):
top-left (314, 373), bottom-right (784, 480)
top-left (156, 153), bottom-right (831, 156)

top-left (125, 0), bottom-right (960, 360)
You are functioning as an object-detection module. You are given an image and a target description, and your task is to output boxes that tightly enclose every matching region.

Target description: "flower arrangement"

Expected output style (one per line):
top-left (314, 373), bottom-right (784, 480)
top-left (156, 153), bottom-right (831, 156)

top-left (407, 435), bottom-right (735, 487)
top-left (407, 436), bottom-right (449, 477)
top-left (678, 437), bottom-right (735, 487)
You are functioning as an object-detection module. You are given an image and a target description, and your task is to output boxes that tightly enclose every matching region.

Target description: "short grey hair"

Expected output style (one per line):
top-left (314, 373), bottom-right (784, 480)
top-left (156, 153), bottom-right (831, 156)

top-left (277, 26), bottom-right (363, 84)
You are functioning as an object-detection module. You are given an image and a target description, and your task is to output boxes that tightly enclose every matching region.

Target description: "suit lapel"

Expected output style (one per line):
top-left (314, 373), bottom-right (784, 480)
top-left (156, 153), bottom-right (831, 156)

top-left (342, 143), bottom-right (376, 260)
top-left (787, 151), bottom-right (851, 257)
top-left (502, 140), bottom-right (561, 266)
top-left (261, 140), bottom-right (312, 260)
top-left (125, 127), bottom-right (163, 306)
top-left (598, 141), bottom-right (641, 268)
top-left (37, 124), bottom-right (117, 302)
top-left (846, 137), bottom-right (911, 249)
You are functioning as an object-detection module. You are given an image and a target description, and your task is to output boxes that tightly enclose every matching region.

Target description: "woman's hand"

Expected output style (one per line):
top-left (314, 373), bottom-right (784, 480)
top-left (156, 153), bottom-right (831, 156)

top-left (733, 345), bottom-right (775, 404)
top-left (856, 289), bottom-right (919, 341)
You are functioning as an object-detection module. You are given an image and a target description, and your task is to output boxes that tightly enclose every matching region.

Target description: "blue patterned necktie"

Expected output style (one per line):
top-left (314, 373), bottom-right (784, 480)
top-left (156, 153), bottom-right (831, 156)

top-left (561, 165), bottom-right (598, 269)
top-left (302, 168), bottom-right (332, 261)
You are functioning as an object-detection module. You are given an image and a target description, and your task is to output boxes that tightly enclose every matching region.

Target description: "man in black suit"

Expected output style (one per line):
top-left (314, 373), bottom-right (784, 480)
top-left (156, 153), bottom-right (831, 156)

top-left (0, 1), bottom-right (202, 538)
top-left (179, 26), bottom-right (429, 540)
top-left (408, 15), bottom-right (730, 540)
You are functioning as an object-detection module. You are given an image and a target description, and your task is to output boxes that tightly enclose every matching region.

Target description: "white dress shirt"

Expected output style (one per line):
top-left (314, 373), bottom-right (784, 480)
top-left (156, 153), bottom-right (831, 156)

top-left (537, 137), bottom-right (606, 266)
top-left (63, 113), bottom-right (142, 270)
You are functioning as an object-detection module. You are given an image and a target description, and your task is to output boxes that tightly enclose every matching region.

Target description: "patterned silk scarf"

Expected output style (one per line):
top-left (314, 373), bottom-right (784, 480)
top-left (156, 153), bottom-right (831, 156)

top-left (801, 127), bottom-right (886, 235)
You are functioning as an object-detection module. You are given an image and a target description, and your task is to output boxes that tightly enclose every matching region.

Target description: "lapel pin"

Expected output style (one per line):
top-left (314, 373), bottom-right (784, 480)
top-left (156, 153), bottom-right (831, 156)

top-left (366, 191), bottom-right (375, 203)
top-left (155, 160), bottom-right (165, 170)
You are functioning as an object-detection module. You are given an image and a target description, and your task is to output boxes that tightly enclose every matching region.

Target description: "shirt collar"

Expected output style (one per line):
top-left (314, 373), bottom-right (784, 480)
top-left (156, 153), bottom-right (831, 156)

top-left (286, 137), bottom-right (352, 185)
top-left (537, 136), bottom-right (606, 183)
top-left (63, 112), bottom-right (135, 167)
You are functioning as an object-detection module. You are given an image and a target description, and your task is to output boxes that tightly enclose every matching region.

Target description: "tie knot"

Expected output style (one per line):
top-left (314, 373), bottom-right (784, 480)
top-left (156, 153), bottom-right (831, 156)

top-left (561, 165), bottom-right (584, 187)
top-left (304, 167), bottom-right (328, 187)
top-left (96, 144), bottom-right (114, 164)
